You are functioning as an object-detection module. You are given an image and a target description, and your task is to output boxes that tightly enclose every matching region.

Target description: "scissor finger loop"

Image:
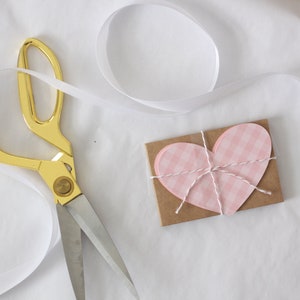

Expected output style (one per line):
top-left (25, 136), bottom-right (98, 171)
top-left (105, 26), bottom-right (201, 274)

top-left (18, 38), bottom-right (71, 155)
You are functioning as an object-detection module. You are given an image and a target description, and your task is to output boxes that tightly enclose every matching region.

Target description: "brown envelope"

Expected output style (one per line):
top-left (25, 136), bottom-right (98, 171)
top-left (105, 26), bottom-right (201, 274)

top-left (145, 119), bottom-right (284, 226)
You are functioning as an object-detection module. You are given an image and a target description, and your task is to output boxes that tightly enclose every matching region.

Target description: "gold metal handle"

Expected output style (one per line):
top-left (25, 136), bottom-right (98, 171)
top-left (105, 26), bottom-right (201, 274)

top-left (17, 38), bottom-right (72, 156)
top-left (0, 150), bottom-right (81, 205)
top-left (0, 38), bottom-right (81, 205)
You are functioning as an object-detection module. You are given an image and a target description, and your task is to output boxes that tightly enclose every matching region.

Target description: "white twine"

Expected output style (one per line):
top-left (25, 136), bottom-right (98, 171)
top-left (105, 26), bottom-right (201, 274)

top-left (198, 130), bottom-right (223, 215)
top-left (151, 156), bottom-right (276, 180)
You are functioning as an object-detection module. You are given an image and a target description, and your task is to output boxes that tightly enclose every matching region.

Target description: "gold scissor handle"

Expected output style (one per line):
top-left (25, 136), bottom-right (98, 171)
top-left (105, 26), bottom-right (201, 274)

top-left (17, 38), bottom-right (72, 156)
top-left (0, 38), bottom-right (81, 205)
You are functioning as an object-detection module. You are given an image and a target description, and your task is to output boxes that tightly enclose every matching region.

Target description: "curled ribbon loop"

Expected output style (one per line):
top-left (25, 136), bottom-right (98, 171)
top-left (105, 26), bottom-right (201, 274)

top-left (96, 3), bottom-right (220, 113)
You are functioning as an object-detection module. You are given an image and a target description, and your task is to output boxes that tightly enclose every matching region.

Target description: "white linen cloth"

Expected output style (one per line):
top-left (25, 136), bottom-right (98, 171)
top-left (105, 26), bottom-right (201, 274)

top-left (1, 0), bottom-right (300, 299)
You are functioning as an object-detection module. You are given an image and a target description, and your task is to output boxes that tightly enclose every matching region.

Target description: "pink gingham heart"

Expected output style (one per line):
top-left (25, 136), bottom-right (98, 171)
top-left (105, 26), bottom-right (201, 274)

top-left (154, 123), bottom-right (272, 215)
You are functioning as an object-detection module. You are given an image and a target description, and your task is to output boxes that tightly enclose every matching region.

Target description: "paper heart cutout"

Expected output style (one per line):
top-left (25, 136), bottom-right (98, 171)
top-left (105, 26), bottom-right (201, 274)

top-left (154, 123), bottom-right (272, 215)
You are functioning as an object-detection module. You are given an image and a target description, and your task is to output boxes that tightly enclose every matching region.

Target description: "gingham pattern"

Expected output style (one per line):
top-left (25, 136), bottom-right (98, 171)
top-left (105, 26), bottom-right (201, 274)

top-left (154, 123), bottom-right (272, 215)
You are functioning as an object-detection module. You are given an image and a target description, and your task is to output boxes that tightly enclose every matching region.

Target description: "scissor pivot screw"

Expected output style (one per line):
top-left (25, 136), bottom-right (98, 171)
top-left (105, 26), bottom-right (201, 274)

top-left (53, 176), bottom-right (74, 196)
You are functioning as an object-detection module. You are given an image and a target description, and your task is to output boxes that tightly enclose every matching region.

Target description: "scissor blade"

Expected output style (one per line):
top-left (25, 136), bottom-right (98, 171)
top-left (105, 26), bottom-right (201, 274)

top-left (65, 194), bottom-right (139, 299)
top-left (56, 204), bottom-right (85, 300)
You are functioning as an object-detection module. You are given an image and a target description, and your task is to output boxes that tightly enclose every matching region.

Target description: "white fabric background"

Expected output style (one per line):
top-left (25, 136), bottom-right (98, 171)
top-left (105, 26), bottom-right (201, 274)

top-left (1, 0), bottom-right (300, 299)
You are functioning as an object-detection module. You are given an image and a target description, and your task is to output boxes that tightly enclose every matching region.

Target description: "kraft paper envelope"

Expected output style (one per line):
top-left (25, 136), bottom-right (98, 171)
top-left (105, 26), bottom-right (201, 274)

top-left (145, 119), bottom-right (283, 226)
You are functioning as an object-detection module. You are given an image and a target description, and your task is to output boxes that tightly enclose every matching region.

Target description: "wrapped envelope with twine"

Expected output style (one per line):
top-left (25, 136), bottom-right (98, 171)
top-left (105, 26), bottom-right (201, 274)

top-left (146, 119), bottom-right (283, 226)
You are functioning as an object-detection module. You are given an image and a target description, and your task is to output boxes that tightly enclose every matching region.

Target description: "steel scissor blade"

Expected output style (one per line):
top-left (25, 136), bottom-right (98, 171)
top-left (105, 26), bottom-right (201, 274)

top-left (65, 194), bottom-right (139, 299)
top-left (56, 204), bottom-right (85, 300)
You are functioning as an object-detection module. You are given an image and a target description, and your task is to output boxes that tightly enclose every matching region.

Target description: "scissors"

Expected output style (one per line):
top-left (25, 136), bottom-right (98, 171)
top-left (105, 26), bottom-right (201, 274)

top-left (0, 38), bottom-right (138, 299)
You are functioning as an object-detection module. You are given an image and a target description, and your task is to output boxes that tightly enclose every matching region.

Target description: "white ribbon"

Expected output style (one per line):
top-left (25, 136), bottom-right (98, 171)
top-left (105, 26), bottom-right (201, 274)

top-left (2, 3), bottom-right (300, 115)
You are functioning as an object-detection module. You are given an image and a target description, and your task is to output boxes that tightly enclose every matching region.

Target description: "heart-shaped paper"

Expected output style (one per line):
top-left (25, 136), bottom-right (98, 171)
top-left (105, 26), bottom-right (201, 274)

top-left (154, 123), bottom-right (272, 215)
